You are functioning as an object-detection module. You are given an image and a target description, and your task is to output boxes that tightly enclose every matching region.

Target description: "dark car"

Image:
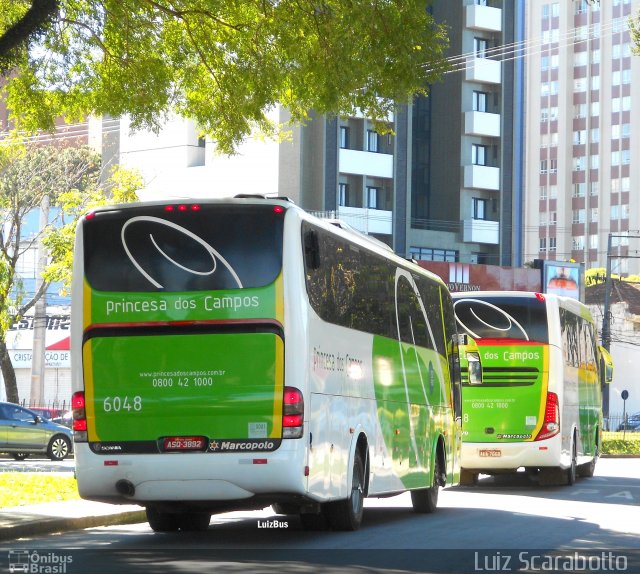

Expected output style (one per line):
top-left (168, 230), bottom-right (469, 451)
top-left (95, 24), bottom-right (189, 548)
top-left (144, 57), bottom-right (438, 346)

top-left (0, 402), bottom-right (73, 461)
top-left (616, 413), bottom-right (640, 432)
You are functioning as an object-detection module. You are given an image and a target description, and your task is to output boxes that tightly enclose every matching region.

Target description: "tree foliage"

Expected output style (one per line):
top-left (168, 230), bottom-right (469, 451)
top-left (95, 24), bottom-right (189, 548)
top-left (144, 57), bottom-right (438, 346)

top-left (0, 141), bottom-right (141, 403)
top-left (0, 1), bottom-right (450, 154)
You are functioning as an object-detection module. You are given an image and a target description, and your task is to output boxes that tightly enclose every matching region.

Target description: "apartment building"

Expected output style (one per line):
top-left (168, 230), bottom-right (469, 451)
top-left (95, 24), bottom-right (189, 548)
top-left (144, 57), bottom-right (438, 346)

top-left (278, 1), bottom-right (526, 266)
top-left (524, 0), bottom-right (640, 275)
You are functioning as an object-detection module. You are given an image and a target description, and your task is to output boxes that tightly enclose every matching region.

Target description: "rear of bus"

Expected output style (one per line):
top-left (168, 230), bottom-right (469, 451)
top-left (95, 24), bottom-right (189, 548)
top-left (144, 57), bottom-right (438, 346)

top-left (452, 292), bottom-right (562, 482)
top-left (70, 199), bottom-right (306, 517)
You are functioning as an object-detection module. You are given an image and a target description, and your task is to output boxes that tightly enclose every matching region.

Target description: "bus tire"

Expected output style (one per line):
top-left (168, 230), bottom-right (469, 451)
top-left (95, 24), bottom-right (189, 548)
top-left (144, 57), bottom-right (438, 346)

top-left (272, 503), bottom-right (299, 515)
top-left (178, 511), bottom-right (211, 531)
top-left (565, 437), bottom-right (577, 486)
top-left (411, 454), bottom-right (441, 514)
top-left (578, 436), bottom-right (598, 478)
top-left (146, 506), bottom-right (180, 532)
top-left (326, 451), bottom-right (365, 531)
top-left (299, 510), bottom-right (329, 531)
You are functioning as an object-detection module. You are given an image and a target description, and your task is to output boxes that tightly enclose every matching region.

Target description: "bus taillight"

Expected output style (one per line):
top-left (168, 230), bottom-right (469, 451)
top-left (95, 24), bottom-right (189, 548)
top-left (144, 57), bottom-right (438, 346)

top-left (283, 386), bottom-right (304, 439)
top-left (535, 392), bottom-right (559, 441)
top-left (72, 391), bottom-right (88, 441)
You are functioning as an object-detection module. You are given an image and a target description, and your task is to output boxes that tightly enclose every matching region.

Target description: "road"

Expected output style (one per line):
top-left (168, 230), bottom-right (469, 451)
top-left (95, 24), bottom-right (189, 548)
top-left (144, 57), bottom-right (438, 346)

top-left (2, 458), bottom-right (639, 573)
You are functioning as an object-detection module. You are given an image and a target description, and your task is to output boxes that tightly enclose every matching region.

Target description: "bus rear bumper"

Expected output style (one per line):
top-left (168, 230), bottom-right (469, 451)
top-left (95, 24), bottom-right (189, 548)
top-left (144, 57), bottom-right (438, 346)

top-left (74, 442), bottom-right (308, 505)
top-left (461, 437), bottom-right (563, 472)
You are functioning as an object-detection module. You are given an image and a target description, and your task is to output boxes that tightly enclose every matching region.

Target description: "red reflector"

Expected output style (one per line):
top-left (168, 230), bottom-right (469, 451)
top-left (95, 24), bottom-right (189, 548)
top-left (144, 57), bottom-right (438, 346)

top-left (283, 414), bottom-right (303, 427)
top-left (73, 420), bottom-right (87, 432)
top-left (253, 459), bottom-right (268, 465)
top-left (104, 460), bottom-right (119, 466)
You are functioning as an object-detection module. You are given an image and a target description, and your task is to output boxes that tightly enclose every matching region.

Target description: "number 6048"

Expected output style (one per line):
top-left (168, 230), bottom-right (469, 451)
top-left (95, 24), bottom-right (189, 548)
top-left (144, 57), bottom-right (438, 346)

top-left (103, 395), bottom-right (143, 412)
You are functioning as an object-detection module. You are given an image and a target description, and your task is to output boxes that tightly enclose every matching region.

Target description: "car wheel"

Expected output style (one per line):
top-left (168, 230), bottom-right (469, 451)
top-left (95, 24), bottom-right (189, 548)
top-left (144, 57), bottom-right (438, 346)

top-left (47, 435), bottom-right (71, 461)
top-left (11, 453), bottom-right (29, 461)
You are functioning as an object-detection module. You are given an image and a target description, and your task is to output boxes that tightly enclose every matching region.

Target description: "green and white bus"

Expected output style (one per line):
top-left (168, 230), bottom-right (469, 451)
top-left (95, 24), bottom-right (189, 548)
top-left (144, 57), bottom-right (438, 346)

top-left (452, 291), bottom-right (612, 486)
top-left (71, 197), bottom-right (463, 531)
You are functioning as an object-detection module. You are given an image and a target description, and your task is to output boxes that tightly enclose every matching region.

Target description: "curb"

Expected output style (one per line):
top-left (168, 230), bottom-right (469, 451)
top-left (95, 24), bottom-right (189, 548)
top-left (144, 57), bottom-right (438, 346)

top-left (0, 510), bottom-right (146, 542)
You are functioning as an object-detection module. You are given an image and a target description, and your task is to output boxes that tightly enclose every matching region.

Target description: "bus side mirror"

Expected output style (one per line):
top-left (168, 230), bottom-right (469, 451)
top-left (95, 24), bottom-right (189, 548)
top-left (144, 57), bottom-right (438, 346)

top-left (466, 352), bottom-right (482, 385)
top-left (597, 346), bottom-right (614, 384)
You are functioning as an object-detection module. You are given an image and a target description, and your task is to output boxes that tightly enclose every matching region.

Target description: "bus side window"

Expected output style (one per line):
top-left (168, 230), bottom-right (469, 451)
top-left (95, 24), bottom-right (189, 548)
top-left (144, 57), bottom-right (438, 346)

top-left (304, 229), bottom-right (320, 270)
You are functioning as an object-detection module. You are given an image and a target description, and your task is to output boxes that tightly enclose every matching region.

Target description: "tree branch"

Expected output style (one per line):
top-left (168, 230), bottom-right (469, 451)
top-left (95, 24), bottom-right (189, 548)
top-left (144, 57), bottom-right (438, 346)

top-left (0, 0), bottom-right (60, 68)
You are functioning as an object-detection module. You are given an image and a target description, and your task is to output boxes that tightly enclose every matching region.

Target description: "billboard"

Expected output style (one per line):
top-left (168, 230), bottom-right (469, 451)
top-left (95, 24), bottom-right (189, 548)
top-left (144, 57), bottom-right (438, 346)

top-left (542, 261), bottom-right (582, 301)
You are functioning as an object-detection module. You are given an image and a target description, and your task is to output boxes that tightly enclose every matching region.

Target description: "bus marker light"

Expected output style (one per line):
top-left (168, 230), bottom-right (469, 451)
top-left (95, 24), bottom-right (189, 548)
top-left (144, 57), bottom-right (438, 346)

top-left (253, 459), bottom-right (268, 465)
top-left (304, 466), bottom-right (310, 476)
top-left (104, 461), bottom-right (119, 466)
top-left (273, 206), bottom-right (285, 214)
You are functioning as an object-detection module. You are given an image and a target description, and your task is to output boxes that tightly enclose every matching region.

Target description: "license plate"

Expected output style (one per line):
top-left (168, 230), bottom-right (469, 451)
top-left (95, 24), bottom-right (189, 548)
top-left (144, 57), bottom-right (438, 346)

top-left (479, 449), bottom-right (502, 458)
top-left (163, 436), bottom-right (206, 451)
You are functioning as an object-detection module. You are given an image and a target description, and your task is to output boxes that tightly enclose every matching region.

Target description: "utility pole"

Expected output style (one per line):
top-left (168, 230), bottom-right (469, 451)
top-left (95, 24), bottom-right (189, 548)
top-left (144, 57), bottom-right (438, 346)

top-left (29, 196), bottom-right (50, 407)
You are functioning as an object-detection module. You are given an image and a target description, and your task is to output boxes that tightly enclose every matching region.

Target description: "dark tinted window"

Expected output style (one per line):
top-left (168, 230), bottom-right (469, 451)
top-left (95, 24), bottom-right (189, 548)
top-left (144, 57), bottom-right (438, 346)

top-left (453, 296), bottom-right (549, 344)
top-left (303, 222), bottom-right (450, 351)
top-left (84, 204), bottom-right (284, 292)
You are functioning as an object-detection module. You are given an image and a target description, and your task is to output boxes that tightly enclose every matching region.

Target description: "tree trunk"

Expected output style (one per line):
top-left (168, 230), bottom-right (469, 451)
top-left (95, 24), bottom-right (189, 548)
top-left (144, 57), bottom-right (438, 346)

top-left (0, 339), bottom-right (19, 403)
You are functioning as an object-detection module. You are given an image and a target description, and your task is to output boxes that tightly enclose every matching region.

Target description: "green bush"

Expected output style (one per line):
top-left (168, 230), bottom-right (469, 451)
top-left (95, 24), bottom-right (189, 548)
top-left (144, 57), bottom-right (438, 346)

top-left (601, 438), bottom-right (640, 456)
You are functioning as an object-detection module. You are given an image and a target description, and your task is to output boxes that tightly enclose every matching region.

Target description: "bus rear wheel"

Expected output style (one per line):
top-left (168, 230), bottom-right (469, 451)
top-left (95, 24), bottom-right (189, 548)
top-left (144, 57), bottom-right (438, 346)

top-left (411, 455), bottom-right (441, 513)
top-left (146, 506), bottom-right (180, 532)
top-left (178, 511), bottom-right (211, 531)
top-left (326, 451), bottom-right (365, 531)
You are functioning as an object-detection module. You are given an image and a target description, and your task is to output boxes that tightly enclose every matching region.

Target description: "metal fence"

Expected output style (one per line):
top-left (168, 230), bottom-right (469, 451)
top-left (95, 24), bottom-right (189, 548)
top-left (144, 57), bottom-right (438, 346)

top-left (604, 412), bottom-right (640, 435)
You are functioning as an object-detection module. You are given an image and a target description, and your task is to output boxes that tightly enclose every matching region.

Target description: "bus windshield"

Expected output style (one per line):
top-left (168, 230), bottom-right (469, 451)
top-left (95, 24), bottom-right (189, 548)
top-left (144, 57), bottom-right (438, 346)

top-left (453, 296), bottom-right (549, 344)
top-left (83, 203), bottom-right (284, 292)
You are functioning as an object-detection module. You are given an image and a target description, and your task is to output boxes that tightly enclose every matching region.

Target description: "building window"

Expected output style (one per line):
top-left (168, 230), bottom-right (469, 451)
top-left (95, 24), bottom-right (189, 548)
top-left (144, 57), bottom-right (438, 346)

top-left (573, 236), bottom-right (585, 251)
top-left (549, 237), bottom-right (557, 251)
top-left (572, 209), bottom-right (586, 224)
top-left (409, 247), bottom-right (458, 262)
top-left (549, 159), bottom-right (557, 173)
top-left (472, 144), bottom-right (487, 166)
top-left (338, 183), bottom-right (349, 206)
top-left (539, 237), bottom-right (547, 252)
top-left (473, 91), bottom-right (488, 112)
top-left (339, 126), bottom-right (349, 149)
top-left (590, 235), bottom-right (599, 249)
top-left (590, 208), bottom-right (599, 223)
top-left (573, 183), bottom-right (586, 197)
top-left (366, 130), bottom-right (379, 152)
top-left (366, 186), bottom-right (380, 209)
top-left (549, 211), bottom-right (557, 225)
top-left (474, 37), bottom-right (489, 58)
top-left (540, 186), bottom-right (548, 200)
top-left (540, 159), bottom-right (548, 174)
top-left (472, 198), bottom-right (487, 220)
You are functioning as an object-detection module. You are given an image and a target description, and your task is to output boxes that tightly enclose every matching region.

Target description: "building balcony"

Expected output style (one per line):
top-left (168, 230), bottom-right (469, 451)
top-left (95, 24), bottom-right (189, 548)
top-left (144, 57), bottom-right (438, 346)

top-left (464, 111), bottom-right (501, 137)
top-left (463, 219), bottom-right (499, 245)
top-left (337, 206), bottom-right (392, 236)
top-left (465, 4), bottom-right (502, 33)
top-left (339, 149), bottom-right (393, 178)
top-left (464, 164), bottom-right (500, 190)
top-left (465, 57), bottom-right (501, 84)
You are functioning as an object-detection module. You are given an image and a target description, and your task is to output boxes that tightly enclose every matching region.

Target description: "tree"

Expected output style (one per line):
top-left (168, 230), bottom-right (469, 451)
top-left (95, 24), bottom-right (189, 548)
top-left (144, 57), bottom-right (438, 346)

top-left (0, 142), bottom-right (140, 403)
top-left (0, 1), bottom-right (449, 154)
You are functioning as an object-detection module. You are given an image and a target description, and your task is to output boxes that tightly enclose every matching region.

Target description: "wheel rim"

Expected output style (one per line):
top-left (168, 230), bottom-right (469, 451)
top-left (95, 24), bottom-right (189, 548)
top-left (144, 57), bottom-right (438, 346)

top-left (351, 460), bottom-right (364, 516)
top-left (51, 438), bottom-right (69, 459)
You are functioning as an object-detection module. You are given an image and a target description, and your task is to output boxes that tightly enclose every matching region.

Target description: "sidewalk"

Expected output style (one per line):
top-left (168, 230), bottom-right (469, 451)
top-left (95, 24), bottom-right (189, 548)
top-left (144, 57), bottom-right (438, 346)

top-left (0, 499), bottom-right (146, 542)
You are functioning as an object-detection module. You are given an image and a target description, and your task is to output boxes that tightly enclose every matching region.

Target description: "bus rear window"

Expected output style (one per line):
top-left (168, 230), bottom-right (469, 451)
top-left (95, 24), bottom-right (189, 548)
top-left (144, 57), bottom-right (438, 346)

top-left (453, 296), bottom-right (549, 344)
top-left (83, 204), bottom-right (284, 292)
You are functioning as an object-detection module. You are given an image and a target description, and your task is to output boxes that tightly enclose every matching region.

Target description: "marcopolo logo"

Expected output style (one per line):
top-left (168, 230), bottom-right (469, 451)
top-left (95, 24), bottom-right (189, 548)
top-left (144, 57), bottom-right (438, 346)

top-left (8, 551), bottom-right (73, 574)
top-left (208, 439), bottom-right (278, 452)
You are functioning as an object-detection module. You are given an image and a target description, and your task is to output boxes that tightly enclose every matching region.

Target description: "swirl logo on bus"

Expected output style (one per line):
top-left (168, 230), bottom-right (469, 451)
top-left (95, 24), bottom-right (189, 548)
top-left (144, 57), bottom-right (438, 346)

top-left (453, 299), bottom-right (530, 341)
top-left (121, 216), bottom-right (242, 289)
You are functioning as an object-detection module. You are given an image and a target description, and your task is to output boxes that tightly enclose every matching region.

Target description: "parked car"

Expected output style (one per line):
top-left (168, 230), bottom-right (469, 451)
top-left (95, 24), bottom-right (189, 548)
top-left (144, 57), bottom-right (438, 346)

top-left (51, 410), bottom-right (73, 429)
top-left (0, 402), bottom-right (73, 461)
top-left (616, 413), bottom-right (640, 432)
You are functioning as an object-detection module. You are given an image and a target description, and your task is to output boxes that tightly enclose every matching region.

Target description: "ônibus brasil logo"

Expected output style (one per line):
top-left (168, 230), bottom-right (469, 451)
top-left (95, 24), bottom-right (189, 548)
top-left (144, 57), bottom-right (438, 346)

top-left (8, 551), bottom-right (73, 574)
